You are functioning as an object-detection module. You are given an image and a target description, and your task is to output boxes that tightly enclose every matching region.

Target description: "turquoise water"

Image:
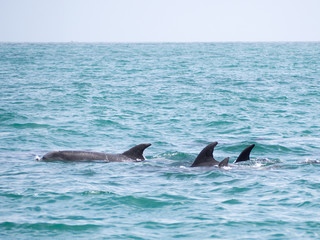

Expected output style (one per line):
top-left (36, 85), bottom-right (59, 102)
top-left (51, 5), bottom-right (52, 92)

top-left (1, 42), bottom-right (320, 239)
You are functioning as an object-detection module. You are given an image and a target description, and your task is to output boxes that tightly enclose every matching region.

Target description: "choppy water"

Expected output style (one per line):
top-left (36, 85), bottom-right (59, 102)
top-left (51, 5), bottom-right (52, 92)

top-left (1, 42), bottom-right (320, 239)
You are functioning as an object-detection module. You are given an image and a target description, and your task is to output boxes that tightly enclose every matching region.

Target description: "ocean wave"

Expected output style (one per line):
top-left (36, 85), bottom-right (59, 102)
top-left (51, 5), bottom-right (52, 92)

top-left (0, 221), bottom-right (101, 231)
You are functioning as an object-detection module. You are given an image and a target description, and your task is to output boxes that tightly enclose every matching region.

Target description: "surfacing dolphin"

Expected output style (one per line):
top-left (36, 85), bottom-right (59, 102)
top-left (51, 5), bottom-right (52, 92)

top-left (234, 144), bottom-right (255, 163)
top-left (39, 143), bottom-right (151, 162)
top-left (190, 142), bottom-right (255, 167)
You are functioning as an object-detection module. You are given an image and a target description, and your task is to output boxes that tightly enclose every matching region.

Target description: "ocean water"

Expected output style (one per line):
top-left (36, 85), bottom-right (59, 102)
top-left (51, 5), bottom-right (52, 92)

top-left (0, 42), bottom-right (320, 239)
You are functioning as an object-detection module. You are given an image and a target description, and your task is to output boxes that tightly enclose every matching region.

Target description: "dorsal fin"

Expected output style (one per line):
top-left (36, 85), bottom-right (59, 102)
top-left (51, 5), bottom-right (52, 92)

top-left (234, 144), bottom-right (255, 163)
top-left (191, 142), bottom-right (219, 167)
top-left (219, 157), bottom-right (229, 168)
top-left (122, 143), bottom-right (151, 160)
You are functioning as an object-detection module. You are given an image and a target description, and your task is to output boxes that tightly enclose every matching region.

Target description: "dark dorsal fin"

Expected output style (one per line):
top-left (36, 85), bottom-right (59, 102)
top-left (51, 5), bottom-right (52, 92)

top-left (219, 157), bottom-right (229, 168)
top-left (191, 142), bottom-right (219, 167)
top-left (234, 144), bottom-right (255, 163)
top-left (122, 143), bottom-right (151, 161)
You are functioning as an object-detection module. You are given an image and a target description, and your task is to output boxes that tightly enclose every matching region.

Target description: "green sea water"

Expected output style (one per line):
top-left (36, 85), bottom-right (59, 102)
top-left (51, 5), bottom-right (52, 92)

top-left (0, 42), bottom-right (320, 239)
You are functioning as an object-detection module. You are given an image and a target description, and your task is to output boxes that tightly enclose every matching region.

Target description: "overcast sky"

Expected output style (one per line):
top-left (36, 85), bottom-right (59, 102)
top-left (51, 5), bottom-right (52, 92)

top-left (0, 0), bottom-right (319, 42)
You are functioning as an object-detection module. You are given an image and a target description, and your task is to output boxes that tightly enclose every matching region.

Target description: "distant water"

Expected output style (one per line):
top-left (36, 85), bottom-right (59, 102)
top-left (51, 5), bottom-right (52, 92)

top-left (1, 42), bottom-right (320, 239)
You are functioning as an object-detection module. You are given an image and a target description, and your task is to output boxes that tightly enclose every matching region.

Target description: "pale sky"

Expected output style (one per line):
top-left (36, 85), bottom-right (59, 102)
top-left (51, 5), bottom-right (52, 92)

top-left (0, 0), bottom-right (319, 42)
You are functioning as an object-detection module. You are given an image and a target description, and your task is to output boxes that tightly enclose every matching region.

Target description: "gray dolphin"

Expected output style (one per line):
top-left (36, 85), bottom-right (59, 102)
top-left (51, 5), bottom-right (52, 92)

top-left (190, 142), bottom-right (255, 167)
top-left (234, 144), bottom-right (255, 163)
top-left (39, 143), bottom-right (151, 162)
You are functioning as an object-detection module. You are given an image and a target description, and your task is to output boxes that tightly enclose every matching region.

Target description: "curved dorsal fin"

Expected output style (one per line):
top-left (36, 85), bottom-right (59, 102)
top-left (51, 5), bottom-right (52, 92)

top-left (234, 144), bottom-right (255, 163)
top-left (191, 142), bottom-right (219, 167)
top-left (219, 157), bottom-right (229, 168)
top-left (122, 143), bottom-right (151, 161)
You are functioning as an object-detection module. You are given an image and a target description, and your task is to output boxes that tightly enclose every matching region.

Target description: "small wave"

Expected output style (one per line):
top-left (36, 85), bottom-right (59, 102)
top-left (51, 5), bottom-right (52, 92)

top-left (0, 221), bottom-right (100, 231)
top-left (9, 123), bottom-right (51, 129)
top-left (81, 190), bottom-right (114, 196)
top-left (223, 187), bottom-right (251, 194)
top-left (219, 165), bottom-right (232, 170)
top-left (0, 193), bottom-right (24, 199)
top-left (221, 199), bottom-right (242, 204)
top-left (137, 219), bottom-right (184, 229)
top-left (300, 159), bottom-right (320, 164)
top-left (156, 151), bottom-right (192, 161)
top-left (234, 158), bottom-right (280, 168)
top-left (116, 195), bottom-right (179, 208)
top-left (72, 169), bottom-right (98, 176)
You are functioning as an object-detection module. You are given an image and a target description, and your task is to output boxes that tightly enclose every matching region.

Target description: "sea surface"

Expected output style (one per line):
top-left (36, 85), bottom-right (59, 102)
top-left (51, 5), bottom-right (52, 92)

top-left (1, 42), bottom-right (320, 239)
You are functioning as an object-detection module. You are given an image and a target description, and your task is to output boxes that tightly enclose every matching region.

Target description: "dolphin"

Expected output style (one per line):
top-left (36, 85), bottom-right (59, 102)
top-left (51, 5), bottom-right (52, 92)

top-left (190, 142), bottom-right (229, 167)
top-left (190, 142), bottom-right (255, 167)
top-left (39, 143), bottom-right (151, 162)
top-left (234, 144), bottom-right (255, 163)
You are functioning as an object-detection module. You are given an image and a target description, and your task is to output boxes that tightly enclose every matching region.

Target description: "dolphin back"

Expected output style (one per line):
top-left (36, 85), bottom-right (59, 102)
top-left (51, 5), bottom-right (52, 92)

top-left (234, 144), bottom-right (255, 163)
top-left (122, 143), bottom-right (152, 161)
top-left (218, 157), bottom-right (229, 167)
top-left (41, 151), bottom-right (107, 161)
top-left (191, 142), bottom-right (220, 167)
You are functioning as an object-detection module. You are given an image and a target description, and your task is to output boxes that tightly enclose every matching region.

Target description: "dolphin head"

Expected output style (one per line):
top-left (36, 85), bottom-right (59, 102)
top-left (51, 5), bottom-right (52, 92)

top-left (40, 151), bottom-right (63, 161)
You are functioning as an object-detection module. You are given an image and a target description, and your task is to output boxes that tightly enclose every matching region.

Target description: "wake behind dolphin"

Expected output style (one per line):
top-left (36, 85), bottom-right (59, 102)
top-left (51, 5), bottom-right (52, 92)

top-left (39, 143), bottom-right (151, 162)
top-left (190, 142), bottom-right (255, 167)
